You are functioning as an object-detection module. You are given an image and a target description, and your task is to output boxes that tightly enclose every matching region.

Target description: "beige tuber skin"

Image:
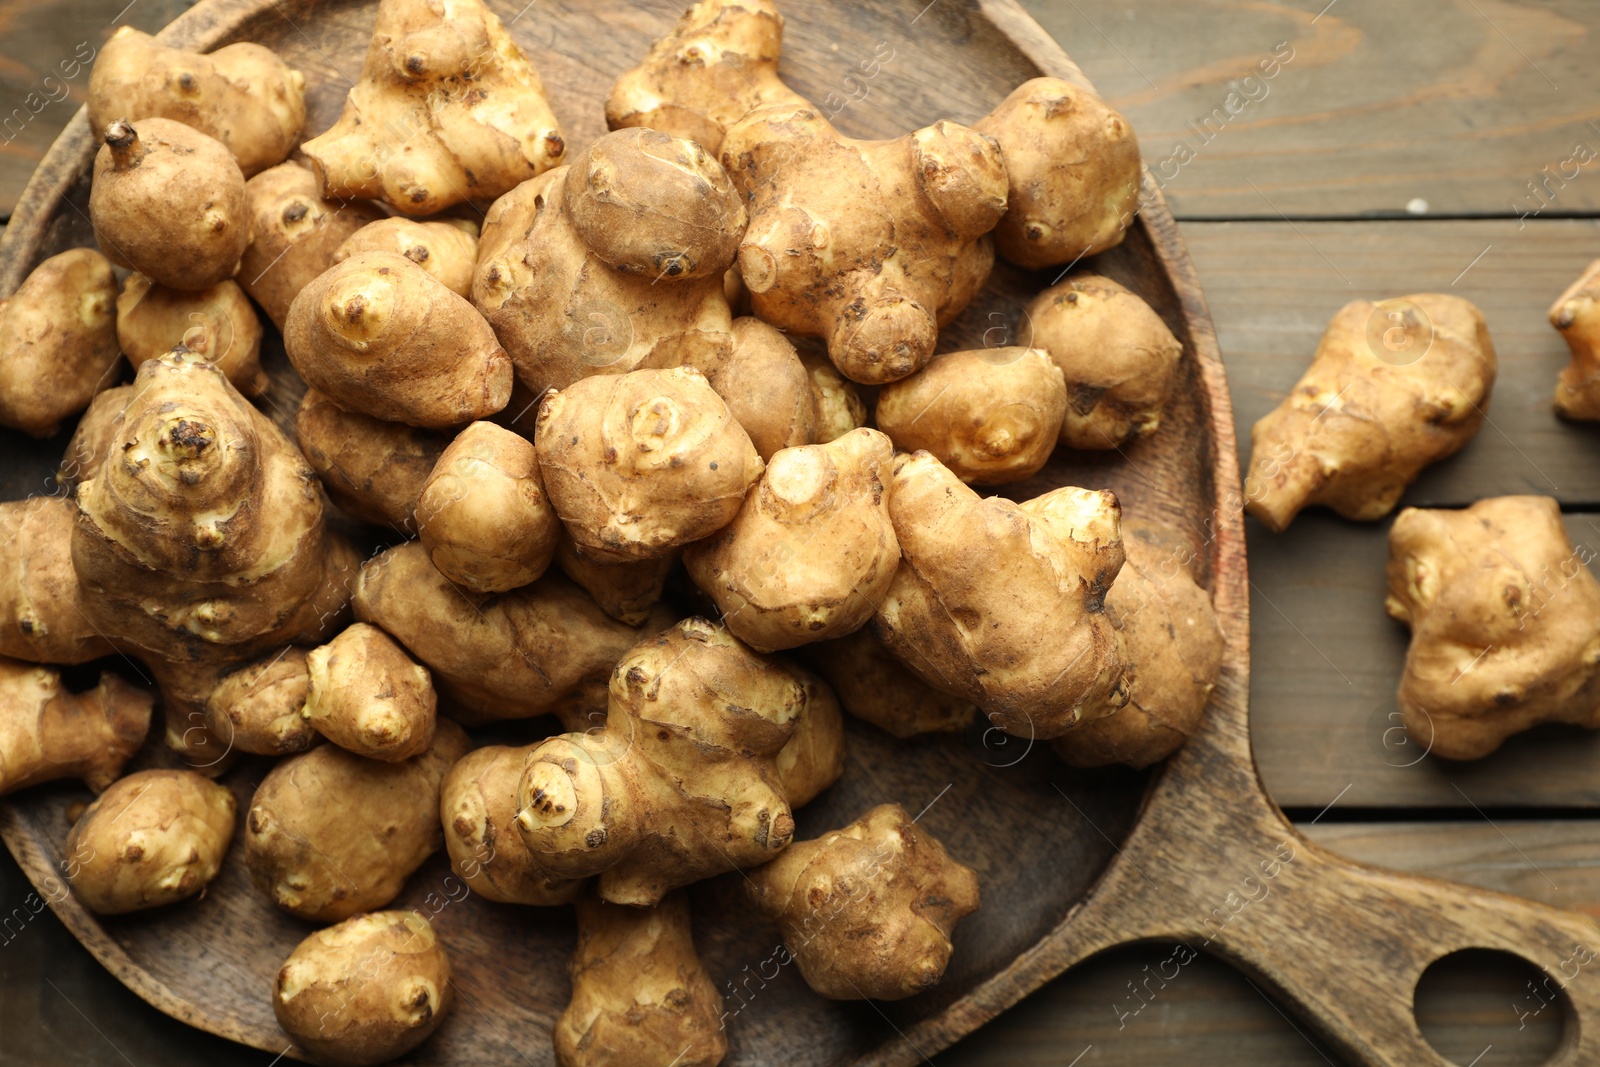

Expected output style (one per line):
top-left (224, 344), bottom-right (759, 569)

top-left (721, 106), bottom-right (1006, 385)
top-left (1026, 273), bottom-right (1183, 450)
top-left (514, 618), bottom-right (805, 906)
top-left (606, 0), bottom-right (806, 156)
top-left (773, 663), bottom-right (846, 808)
top-left (244, 719), bottom-right (469, 921)
top-left (747, 803), bottom-right (980, 1001)
top-left (65, 769), bottom-right (236, 914)
top-left (286, 251), bottom-right (513, 428)
top-left (473, 128), bottom-right (746, 396)
top-left (686, 428), bottom-right (899, 651)
top-left (275, 911), bottom-right (453, 1067)
top-left (0, 248), bottom-right (120, 438)
top-left (90, 119), bottom-right (249, 291)
top-left (239, 162), bottom-right (386, 331)
top-left (72, 349), bottom-right (358, 767)
top-left (353, 541), bottom-right (656, 723)
top-left (60, 385), bottom-right (132, 490)
top-left (555, 893), bottom-right (727, 1067)
top-left (1550, 258), bottom-right (1600, 420)
top-left (117, 274), bottom-right (267, 396)
top-left (87, 27), bottom-right (306, 177)
top-left (1244, 293), bottom-right (1496, 532)
top-left (1053, 521), bottom-right (1224, 769)
top-left (692, 317), bottom-right (816, 461)
top-left (875, 347), bottom-right (1067, 485)
top-left (1387, 496), bottom-right (1600, 760)
top-left (301, 0), bottom-right (565, 216)
top-left (204, 649), bottom-right (318, 756)
top-left (536, 366), bottom-right (764, 562)
top-left (295, 388), bottom-right (449, 533)
top-left (305, 623), bottom-right (437, 761)
top-left (0, 497), bottom-right (116, 665)
top-left (333, 218), bottom-right (479, 298)
top-left (0, 658), bottom-right (151, 797)
top-left (797, 627), bottom-right (977, 739)
top-left (974, 78), bottom-right (1142, 269)
top-left (800, 350), bottom-right (867, 443)
top-left (440, 745), bottom-right (586, 906)
top-left (555, 536), bottom-right (676, 626)
top-left (874, 452), bottom-right (1128, 739)
top-left (415, 420), bottom-right (561, 594)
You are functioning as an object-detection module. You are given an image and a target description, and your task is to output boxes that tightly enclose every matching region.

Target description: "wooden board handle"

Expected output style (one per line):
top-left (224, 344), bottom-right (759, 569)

top-left (1203, 833), bottom-right (1600, 1065)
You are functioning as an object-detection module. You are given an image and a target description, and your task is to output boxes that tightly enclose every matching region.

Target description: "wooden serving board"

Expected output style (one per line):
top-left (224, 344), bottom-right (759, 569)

top-left (3, 1), bottom-right (1599, 1065)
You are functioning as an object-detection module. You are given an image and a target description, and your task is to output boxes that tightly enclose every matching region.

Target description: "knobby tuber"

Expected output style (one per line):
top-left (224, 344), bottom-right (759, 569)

top-left (1244, 294), bottom-right (1496, 532)
top-left (295, 388), bottom-right (449, 533)
top-left (874, 347), bottom-right (1066, 484)
top-left (244, 719), bottom-right (469, 921)
top-left (1550, 258), bottom-right (1600, 420)
top-left (874, 452), bottom-right (1128, 739)
top-left (796, 627), bottom-right (976, 739)
top-left (0, 248), bottom-right (120, 438)
top-left (685, 428), bottom-right (898, 651)
top-left (746, 803), bottom-right (979, 1000)
top-left (204, 649), bottom-right (317, 756)
top-left (334, 217), bottom-right (478, 298)
top-left (0, 497), bottom-right (115, 665)
top-left (301, 0), bottom-right (565, 215)
top-left (305, 623), bottom-right (436, 761)
top-left (66, 769), bottom-right (235, 914)
top-left (555, 536), bottom-right (676, 626)
top-left (275, 911), bottom-right (453, 1066)
top-left (440, 745), bottom-right (586, 906)
top-left (117, 274), bottom-right (266, 396)
top-left (1387, 496), bottom-right (1600, 760)
top-left (1026, 273), bottom-right (1182, 450)
top-left (0, 657), bottom-right (151, 797)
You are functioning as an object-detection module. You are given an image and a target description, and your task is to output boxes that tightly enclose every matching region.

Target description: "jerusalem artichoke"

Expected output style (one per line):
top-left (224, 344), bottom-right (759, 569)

top-left (0, 658), bottom-right (151, 797)
top-left (116, 274), bottom-right (266, 396)
top-left (0, 248), bottom-right (120, 438)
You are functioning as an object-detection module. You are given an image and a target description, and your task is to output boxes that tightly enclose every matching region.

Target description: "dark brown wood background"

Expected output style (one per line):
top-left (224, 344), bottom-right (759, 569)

top-left (4, 0), bottom-right (1599, 1064)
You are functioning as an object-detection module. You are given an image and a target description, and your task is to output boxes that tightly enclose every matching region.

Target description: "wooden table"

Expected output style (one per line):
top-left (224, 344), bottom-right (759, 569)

top-left (4, 0), bottom-right (1598, 1063)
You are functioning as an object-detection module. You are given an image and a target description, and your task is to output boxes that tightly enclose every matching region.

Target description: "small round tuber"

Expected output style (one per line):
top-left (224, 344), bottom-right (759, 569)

top-left (65, 769), bottom-right (235, 914)
top-left (304, 623), bottom-right (437, 761)
top-left (204, 648), bottom-right (317, 756)
top-left (0, 248), bottom-right (120, 438)
top-left (116, 274), bottom-right (266, 396)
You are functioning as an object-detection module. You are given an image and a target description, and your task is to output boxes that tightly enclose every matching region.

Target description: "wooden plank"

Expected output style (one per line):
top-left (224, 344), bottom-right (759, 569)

top-left (1185, 216), bottom-right (1600, 509)
top-left (1029, 0), bottom-right (1600, 219)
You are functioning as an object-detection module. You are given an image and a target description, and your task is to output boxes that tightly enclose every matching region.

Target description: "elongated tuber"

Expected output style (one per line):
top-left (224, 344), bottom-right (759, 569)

top-left (354, 541), bottom-right (654, 722)
top-left (88, 27), bottom-right (305, 177)
top-left (204, 649), bottom-right (317, 756)
top-left (721, 106), bottom-right (1006, 383)
top-left (1053, 520), bottom-right (1224, 768)
top-left (473, 128), bottom-right (745, 395)
top-left (514, 618), bottom-right (803, 905)
top-left (1550, 258), bottom-right (1600, 420)
top-left (415, 420), bottom-right (560, 594)
top-left (244, 719), bottom-right (469, 921)
top-left (275, 911), bottom-right (453, 1067)
top-left (556, 894), bottom-right (726, 1067)
top-left (1026, 273), bottom-right (1182, 450)
top-left (537, 366), bottom-right (763, 562)
top-left (1244, 294), bottom-right (1496, 532)
top-left (441, 745), bottom-right (586, 906)
top-left (685, 428), bottom-right (898, 651)
top-left (305, 623), bottom-right (436, 761)
top-left (334, 217), bottom-right (479, 298)
top-left (239, 162), bottom-right (385, 330)
top-left (295, 388), bottom-right (449, 533)
top-left (117, 274), bottom-right (266, 396)
top-left (65, 769), bottom-right (235, 914)
top-left (555, 536), bottom-right (676, 626)
top-left (72, 349), bottom-right (358, 765)
top-left (0, 248), bottom-right (120, 437)
top-left (746, 803), bottom-right (980, 1000)
top-left (874, 452), bottom-right (1128, 738)
top-left (301, 0), bottom-right (564, 215)
top-left (874, 347), bottom-right (1066, 484)
top-left (1387, 496), bottom-right (1600, 759)
top-left (0, 658), bottom-right (151, 796)
top-left (0, 497), bottom-right (115, 665)
top-left (797, 627), bottom-right (977, 739)
top-left (605, 0), bottom-right (806, 156)
top-left (974, 78), bottom-right (1141, 269)
top-left (91, 119), bottom-right (248, 291)
top-left (286, 251), bottom-right (513, 428)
